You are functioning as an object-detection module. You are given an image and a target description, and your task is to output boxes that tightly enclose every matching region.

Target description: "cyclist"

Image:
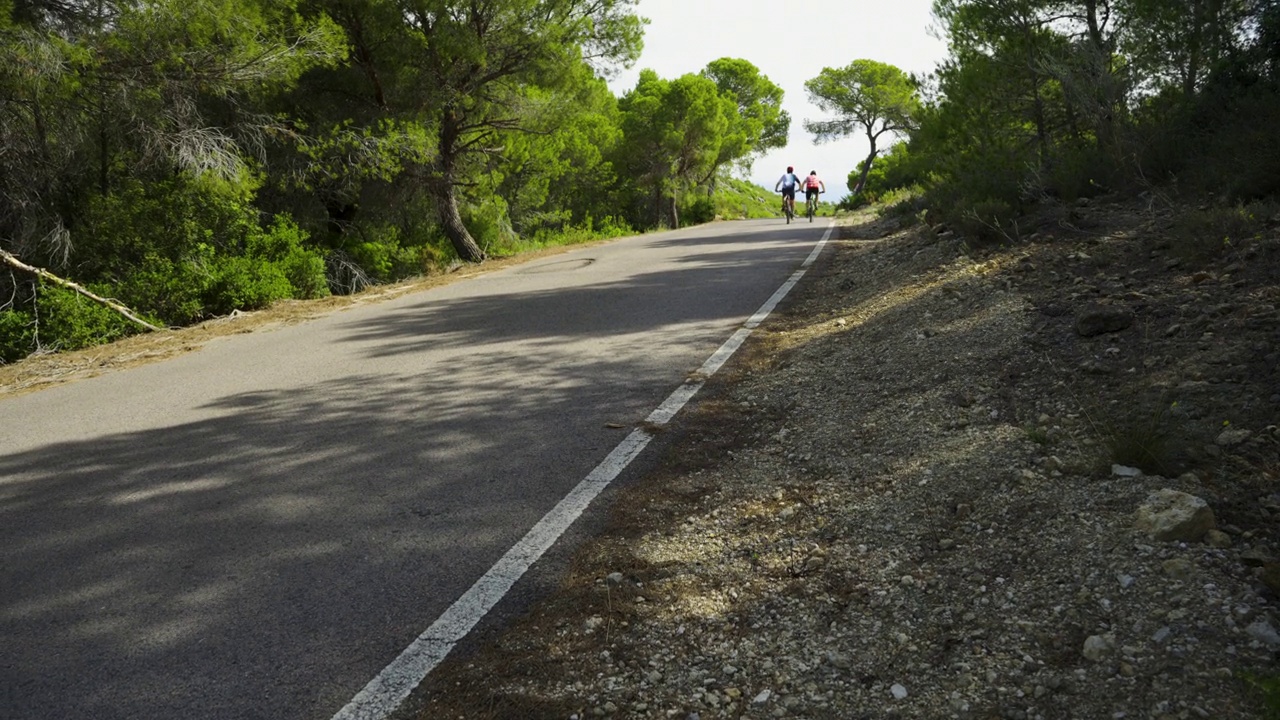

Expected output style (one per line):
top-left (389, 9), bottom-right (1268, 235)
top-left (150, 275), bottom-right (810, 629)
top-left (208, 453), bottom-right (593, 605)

top-left (775, 166), bottom-right (802, 217)
top-left (803, 171), bottom-right (826, 215)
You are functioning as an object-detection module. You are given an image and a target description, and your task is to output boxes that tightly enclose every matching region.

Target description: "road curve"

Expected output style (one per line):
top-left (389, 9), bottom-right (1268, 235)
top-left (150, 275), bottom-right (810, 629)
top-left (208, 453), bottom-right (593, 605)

top-left (0, 219), bottom-right (829, 720)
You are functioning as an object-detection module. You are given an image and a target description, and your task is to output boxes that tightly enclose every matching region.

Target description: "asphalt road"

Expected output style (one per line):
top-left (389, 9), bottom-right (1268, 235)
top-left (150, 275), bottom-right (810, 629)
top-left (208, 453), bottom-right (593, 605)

top-left (0, 219), bottom-right (828, 720)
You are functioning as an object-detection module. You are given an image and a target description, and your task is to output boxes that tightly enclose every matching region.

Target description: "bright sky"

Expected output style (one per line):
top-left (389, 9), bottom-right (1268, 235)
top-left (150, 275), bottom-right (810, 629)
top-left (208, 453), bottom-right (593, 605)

top-left (606, 0), bottom-right (949, 201)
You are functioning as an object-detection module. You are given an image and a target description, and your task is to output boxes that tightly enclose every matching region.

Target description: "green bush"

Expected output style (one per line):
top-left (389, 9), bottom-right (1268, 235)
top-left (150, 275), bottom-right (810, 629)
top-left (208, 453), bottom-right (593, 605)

top-left (462, 197), bottom-right (518, 255)
top-left (1168, 205), bottom-right (1263, 267)
top-left (204, 256), bottom-right (294, 315)
top-left (952, 198), bottom-right (1018, 247)
top-left (114, 250), bottom-right (212, 326)
top-left (0, 283), bottom-right (138, 358)
top-left (0, 309), bottom-right (36, 363)
top-left (249, 216), bottom-right (329, 299)
top-left (680, 195), bottom-right (716, 225)
top-left (80, 177), bottom-right (328, 318)
top-left (279, 249), bottom-right (329, 299)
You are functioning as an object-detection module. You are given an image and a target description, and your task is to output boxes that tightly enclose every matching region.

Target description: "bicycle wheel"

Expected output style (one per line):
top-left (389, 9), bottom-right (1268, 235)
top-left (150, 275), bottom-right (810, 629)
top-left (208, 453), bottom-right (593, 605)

top-left (807, 199), bottom-right (815, 222)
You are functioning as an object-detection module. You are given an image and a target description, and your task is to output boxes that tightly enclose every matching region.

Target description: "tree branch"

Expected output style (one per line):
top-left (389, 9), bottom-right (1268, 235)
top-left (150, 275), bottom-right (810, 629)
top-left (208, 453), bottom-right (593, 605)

top-left (0, 249), bottom-right (162, 332)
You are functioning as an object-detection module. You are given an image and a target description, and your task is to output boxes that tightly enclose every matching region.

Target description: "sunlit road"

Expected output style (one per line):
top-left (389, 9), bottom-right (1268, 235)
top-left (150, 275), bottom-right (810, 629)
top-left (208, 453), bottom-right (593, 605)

top-left (0, 219), bottom-right (829, 720)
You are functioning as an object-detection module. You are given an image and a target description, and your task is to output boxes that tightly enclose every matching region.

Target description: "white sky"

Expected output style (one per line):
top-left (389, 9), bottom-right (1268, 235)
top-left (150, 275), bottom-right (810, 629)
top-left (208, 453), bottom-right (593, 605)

top-left (606, 0), bottom-right (949, 200)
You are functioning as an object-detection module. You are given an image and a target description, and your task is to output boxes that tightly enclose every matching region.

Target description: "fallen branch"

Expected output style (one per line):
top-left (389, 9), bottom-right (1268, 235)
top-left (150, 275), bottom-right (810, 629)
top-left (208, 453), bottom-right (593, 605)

top-left (0, 249), bottom-right (163, 332)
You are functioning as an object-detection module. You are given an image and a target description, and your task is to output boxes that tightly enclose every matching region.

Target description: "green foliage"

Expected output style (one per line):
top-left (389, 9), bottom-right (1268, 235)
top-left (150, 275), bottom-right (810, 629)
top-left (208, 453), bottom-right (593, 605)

top-left (708, 177), bottom-right (779, 219)
top-left (462, 198), bottom-right (519, 257)
top-left (40, 284), bottom-right (134, 350)
top-left (113, 252), bottom-right (210, 326)
top-left (680, 195), bottom-right (717, 225)
top-left (1245, 673), bottom-right (1280, 718)
top-left (0, 309), bottom-right (36, 363)
top-left (204, 256), bottom-right (294, 315)
top-left (253, 216), bottom-right (330, 299)
top-left (616, 62), bottom-right (791, 230)
top-left (78, 177), bottom-right (326, 324)
top-left (1168, 205), bottom-right (1264, 267)
top-left (804, 59), bottom-right (919, 196)
top-left (952, 199), bottom-right (1019, 248)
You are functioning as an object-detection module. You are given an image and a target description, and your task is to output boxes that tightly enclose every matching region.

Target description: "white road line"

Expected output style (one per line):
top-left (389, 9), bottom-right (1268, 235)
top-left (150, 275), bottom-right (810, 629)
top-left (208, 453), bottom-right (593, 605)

top-left (331, 221), bottom-right (836, 720)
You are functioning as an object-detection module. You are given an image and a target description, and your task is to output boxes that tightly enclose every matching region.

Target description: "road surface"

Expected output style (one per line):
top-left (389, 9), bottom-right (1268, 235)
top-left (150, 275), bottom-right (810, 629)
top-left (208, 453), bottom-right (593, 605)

top-left (0, 219), bottom-right (830, 720)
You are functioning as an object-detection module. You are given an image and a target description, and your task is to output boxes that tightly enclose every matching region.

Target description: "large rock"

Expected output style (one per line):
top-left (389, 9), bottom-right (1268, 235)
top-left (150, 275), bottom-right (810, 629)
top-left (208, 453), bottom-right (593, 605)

top-left (1076, 304), bottom-right (1134, 337)
top-left (1134, 489), bottom-right (1217, 542)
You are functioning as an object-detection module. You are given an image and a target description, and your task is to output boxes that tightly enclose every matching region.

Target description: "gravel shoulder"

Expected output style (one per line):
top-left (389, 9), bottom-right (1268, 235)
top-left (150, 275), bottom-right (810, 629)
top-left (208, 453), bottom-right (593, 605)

top-left (414, 203), bottom-right (1280, 720)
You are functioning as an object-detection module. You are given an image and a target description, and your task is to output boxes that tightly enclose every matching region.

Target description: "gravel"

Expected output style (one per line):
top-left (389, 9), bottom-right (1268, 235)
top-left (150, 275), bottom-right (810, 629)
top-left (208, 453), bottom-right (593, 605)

top-left (419, 203), bottom-right (1279, 719)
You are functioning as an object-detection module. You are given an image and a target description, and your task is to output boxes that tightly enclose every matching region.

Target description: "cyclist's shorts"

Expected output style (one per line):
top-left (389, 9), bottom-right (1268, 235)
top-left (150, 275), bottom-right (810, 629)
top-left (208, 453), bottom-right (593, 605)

top-left (805, 188), bottom-right (820, 199)
top-left (781, 187), bottom-right (797, 199)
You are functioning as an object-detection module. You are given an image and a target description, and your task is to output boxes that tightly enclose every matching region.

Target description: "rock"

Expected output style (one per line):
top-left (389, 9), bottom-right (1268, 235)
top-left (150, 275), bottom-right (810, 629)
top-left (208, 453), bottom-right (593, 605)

top-left (1082, 634), bottom-right (1114, 662)
top-left (890, 683), bottom-right (908, 700)
top-left (606, 572), bottom-right (625, 585)
top-left (753, 690), bottom-right (772, 704)
top-left (1162, 558), bottom-right (1194, 580)
top-left (1112, 464), bottom-right (1143, 478)
top-left (1246, 620), bottom-right (1280, 649)
top-left (939, 538), bottom-right (956, 550)
top-left (1216, 428), bottom-right (1252, 447)
top-left (1262, 562), bottom-right (1280, 595)
top-left (1242, 546), bottom-right (1274, 567)
top-left (1205, 529), bottom-right (1233, 548)
top-left (1135, 489), bottom-right (1217, 542)
top-left (1076, 304), bottom-right (1134, 337)
top-left (584, 616), bottom-right (605, 633)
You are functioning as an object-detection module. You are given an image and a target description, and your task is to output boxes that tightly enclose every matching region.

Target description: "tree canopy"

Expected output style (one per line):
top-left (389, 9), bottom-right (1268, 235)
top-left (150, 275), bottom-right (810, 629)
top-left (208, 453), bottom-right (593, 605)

top-left (0, 1), bottom-right (791, 362)
top-left (803, 60), bottom-right (919, 196)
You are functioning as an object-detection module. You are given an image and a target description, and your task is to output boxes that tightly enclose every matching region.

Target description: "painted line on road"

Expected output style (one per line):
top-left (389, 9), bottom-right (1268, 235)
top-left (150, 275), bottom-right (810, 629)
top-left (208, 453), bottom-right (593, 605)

top-left (332, 221), bottom-right (836, 720)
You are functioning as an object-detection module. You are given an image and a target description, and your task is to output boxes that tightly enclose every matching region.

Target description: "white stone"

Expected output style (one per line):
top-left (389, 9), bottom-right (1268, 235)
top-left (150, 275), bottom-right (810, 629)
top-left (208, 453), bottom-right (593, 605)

top-left (891, 683), bottom-right (908, 700)
top-left (1134, 489), bottom-right (1216, 542)
top-left (1246, 620), bottom-right (1280, 649)
top-left (1082, 634), bottom-right (1114, 662)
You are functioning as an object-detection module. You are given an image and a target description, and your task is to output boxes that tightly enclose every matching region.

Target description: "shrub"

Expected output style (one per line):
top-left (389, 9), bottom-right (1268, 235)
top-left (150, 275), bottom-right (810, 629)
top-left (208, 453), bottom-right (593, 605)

top-left (203, 256), bottom-right (294, 315)
top-left (680, 195), bottom-right (716, 225)
top-left (1245, 673), bottom-right (1280, 719)
top-left (1098, 402), bottom-right (1184, 476)
top-left (462, 198), bottom-right (518, 255)
top-left (0, 309), bottom-right (36, 363)
top-left (1168, 205), bottom-right (1263, 267)
top-left (952, 198), bottom-right (1019, 247)
top-left (0, 283), bottom-right (138, 357)
top-left (249, 216), bottom-right (329, 299)
top-left (115, 250), bottom-right (212, 326)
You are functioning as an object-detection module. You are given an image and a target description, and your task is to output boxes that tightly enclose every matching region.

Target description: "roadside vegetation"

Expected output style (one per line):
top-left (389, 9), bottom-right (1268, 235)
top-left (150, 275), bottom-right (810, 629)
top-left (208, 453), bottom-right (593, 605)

top-left (0, 1), bottom-right (794, 362)
top-left (3, 0), bottom-right (1278, 373)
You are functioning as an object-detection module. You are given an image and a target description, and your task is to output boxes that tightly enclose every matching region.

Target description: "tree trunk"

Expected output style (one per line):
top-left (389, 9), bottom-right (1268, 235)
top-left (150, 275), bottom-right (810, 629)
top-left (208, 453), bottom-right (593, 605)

top-left (433, 179), bottom-right (485, 263)
top-left (852, 137), bottom-right (880, 196)
top-left (434, 116), bottom-right (485, 263)
top-left (669, 189), bottom-right (680, 229)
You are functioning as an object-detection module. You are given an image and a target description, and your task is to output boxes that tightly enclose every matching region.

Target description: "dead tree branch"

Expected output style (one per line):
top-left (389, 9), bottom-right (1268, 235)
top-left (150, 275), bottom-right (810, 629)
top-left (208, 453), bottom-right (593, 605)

top-left (0, 248), bottom-right (162, 332)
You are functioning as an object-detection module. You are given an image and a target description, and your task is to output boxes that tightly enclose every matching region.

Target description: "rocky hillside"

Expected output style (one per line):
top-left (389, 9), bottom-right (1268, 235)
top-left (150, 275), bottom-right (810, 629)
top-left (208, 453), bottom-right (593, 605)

top-left (415, 199), bottom-right (1280, 719)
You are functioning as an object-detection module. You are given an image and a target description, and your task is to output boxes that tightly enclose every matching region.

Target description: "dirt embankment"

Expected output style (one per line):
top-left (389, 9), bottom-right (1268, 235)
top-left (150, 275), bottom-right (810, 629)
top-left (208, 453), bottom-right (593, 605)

top-left (414, 200), bottom-right (1280, 720)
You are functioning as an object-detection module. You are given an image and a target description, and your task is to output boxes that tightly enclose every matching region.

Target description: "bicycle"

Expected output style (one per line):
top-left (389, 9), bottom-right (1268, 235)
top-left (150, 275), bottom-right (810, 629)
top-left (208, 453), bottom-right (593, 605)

top-left (805, 192), bottom-right (823, 222)
top-left (781, 194), bottom-right (795, 224)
